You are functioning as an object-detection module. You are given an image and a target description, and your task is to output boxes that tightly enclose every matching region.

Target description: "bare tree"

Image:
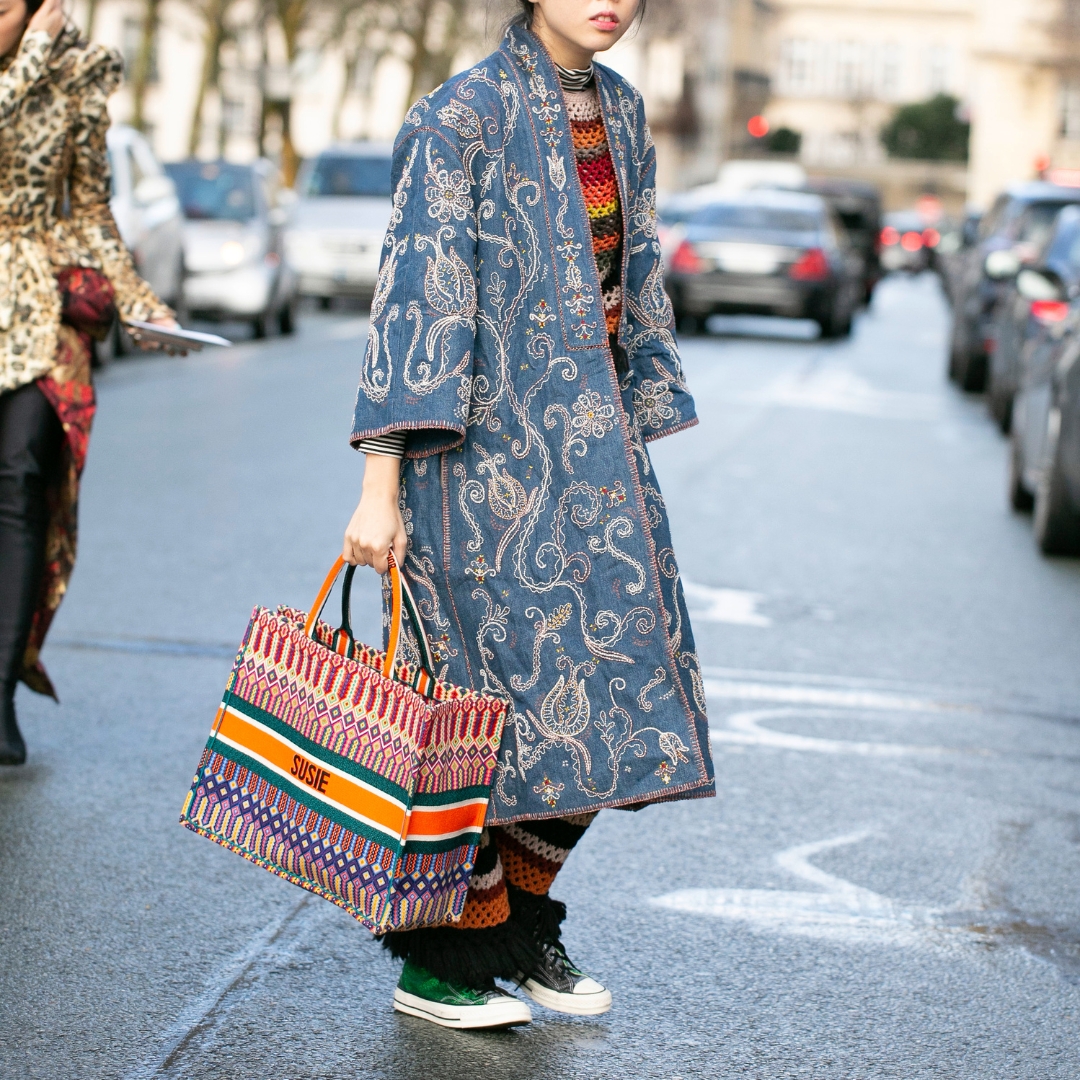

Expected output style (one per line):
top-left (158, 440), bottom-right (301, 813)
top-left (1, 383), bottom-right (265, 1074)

top-left (187, 0), bottom-right (232, 156)
top-left (130, 0), bottom-right (162, 132)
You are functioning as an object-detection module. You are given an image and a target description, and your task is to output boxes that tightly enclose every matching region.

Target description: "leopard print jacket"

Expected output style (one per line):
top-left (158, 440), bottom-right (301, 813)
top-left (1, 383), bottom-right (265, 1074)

top-left (0, 25), bottom-right (170, 393)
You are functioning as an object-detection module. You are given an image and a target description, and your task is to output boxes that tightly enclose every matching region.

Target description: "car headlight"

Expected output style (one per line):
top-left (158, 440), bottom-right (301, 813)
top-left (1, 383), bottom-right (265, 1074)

top-left (221, 240), bottom-right (247, 268)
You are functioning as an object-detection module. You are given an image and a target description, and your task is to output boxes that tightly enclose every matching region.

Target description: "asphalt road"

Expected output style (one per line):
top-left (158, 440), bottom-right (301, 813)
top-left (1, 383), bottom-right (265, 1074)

top-left (2, 274), bottom-right (1079, 1079)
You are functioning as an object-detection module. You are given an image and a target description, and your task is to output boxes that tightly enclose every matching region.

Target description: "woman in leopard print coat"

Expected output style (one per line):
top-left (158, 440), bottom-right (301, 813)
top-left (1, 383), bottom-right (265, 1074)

top-left (0, 0), bottom-right (174, 764)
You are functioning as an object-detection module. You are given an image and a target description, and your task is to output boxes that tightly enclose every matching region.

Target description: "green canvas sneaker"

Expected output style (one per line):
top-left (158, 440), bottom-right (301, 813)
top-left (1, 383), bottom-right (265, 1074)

top-left (393, 961), bottom-right (532, 1029)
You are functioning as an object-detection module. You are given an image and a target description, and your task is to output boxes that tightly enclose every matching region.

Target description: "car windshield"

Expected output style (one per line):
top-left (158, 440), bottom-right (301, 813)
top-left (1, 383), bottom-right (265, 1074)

top-left (1016, 201), bottom-right (1080, 245)
top-left (304, 156), bottom-right (393, 197)
top-left (166, 162), bottom-right (257, 222)
top-left (690, 203), bottom-right (820, 233)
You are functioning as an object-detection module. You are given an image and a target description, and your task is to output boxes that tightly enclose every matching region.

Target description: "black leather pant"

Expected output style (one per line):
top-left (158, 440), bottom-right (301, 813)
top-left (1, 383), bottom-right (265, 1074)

top-left (0, 382), bottom-right (63, 696)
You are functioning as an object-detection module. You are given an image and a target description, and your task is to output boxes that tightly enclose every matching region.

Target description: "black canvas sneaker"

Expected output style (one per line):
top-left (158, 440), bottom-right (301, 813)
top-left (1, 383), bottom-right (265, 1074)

top-left (518, 940), bottom-right (612, 1016)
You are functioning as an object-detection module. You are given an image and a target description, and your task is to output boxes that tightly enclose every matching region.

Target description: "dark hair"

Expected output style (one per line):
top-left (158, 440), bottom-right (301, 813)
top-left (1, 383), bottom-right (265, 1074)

top-left (511, 0), bottom-right (648, 31)
top-left (24, 0), bottom-right (46, 15)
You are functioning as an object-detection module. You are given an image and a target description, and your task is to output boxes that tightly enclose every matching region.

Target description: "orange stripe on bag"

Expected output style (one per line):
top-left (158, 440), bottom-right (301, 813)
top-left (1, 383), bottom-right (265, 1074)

top-left (407, 801), bottom-right (489, 839)
top-left (213, 706), bottom-right (408, 839)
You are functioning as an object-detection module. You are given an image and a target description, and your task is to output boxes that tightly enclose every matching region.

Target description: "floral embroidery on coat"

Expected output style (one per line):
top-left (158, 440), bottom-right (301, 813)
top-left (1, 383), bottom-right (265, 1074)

top-left (351, 27), bottom-right (713, 822)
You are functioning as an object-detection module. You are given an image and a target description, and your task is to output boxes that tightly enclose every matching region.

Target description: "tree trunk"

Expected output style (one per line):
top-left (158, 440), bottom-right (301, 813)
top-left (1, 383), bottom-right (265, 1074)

top-left (130, 0), bottom-right (161, 133)
top-left (273, 0), bottom-right (305, 186)
top-left (187, 0), bottom-right (227, 157)
top-left (333, 49), bottom-right (361, 140)
top-left (84, 0), bottom-right (98, 39)
top-left (405, 0), bottom-right (436, 110)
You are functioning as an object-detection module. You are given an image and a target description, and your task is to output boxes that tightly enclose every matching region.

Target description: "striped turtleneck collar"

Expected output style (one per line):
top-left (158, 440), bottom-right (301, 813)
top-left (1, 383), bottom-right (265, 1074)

top-left (556, 62), bottom-right (595, 92)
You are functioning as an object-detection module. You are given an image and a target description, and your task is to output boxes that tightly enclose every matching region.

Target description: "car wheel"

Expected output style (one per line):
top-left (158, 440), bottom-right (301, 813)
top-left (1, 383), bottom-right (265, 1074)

top-left (1008, 426), bottom-right (1035, 513)
top-left (947, 317), bottom-right (968, 382)
top-left (278, 298), bottom-right (297, 335)
top-left (675, 310), bottom-right (701, 336)
top-left (1033, 408), bottom-right (1080, 555)
top-left (318, 296), bottom-right (333, 311)
top-left (987, 380), bottom-right (1013, 434)
top-left (251, 313), bottom-right (269, 340)
top-left (817, 305), bottom-right (850, 339)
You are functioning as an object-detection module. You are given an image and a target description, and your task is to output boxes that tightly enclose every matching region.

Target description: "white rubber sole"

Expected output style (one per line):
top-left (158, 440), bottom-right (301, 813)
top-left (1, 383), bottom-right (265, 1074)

top-left (520, 979), bottom-right (613, 1016)
top-left (393, 988), bottom-right (532, 1029)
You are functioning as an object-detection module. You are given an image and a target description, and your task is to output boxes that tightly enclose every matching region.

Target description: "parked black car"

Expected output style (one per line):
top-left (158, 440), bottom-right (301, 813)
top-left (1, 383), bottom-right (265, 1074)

top-left (986, 205), bottom-right (1080, 431)
top-left (803, 177), bottom-right (882, 301)
top-left (1009, 277), bottom-right (1080, 554)
top-left (665, 189), bottom-right (864, 338)
top-left (948, 181), bottom-right (1080, 391)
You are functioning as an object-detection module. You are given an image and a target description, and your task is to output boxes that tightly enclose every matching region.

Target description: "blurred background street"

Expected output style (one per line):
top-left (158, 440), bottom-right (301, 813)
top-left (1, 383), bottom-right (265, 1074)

top-left (6, 0), bottom-right (1080, 1074)
top-left (2, 276), bottom-right (1078, 1078)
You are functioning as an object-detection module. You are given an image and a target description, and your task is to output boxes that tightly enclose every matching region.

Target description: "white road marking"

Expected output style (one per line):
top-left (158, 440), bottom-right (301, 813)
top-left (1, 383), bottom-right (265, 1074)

top-left (739, 367), bottom-right (940, 421)
top-left (702, 676), bottom-right (954, 713)
top-left (651, 832), bottom-right (942, 946)
top-left (682, 580), bottom-right (771, 627)
top-left (710, 706), bottom-right (951, 758)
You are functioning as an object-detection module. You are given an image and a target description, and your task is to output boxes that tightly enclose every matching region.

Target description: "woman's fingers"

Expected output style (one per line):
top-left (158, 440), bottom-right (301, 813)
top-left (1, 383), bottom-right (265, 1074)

top-left (342, 488), bottom-right (407, 574)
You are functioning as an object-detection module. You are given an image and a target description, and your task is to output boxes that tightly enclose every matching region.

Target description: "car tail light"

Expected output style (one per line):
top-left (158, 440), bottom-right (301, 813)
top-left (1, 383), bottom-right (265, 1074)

top-left (671, 239), bottom-right (706, 274)
top-left (900, 231), bottom-right (923, 252)
top-left (1031, 300), bottom-right (1069, 324)
top-left (789, 248), bottom-right (829, 281)
top-left (922, 228), bottom-right (940, 248)
top-left (880, 226), bottom-right (899, 246)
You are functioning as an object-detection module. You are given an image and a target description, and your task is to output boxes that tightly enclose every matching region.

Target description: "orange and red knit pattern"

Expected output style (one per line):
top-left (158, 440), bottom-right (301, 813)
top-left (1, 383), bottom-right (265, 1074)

top-left (452, 814), bottom-right (598, 928)
top-left (565, 88), bottom-right (622, 335)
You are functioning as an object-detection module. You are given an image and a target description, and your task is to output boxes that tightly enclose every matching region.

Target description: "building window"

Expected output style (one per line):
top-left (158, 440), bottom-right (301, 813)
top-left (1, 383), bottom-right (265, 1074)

top-left (880, 43), bottom-right (902, 99)
top-left (780, 39), bottom-right (815, 95)
top-left (925, 45), bottom-right (950, 96)
top-left (1062, 81), bottom-right (1080, 138)
top-left (835, 41), bottom-right (865, 98)
top-left (222, 98), bottom-right (248, 136)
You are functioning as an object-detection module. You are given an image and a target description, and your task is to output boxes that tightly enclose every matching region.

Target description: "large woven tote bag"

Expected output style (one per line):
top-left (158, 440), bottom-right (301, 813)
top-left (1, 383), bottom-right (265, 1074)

top-left (180, 554), bottom-right (507, 932)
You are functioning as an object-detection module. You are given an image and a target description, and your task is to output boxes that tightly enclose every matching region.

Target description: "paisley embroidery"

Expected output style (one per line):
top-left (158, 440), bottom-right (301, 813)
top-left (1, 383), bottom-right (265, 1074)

top-left (351, 26), bottom-right (713, 819)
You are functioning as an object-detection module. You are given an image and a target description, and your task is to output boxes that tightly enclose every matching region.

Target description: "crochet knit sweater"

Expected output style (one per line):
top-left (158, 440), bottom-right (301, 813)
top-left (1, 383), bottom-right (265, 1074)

top-left (564, 83), bottom-right (623, 339)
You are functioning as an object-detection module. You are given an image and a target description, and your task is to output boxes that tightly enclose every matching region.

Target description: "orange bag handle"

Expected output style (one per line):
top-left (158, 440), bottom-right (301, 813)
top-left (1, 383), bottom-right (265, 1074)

top-left (303, 552), bottom-right (433, 689)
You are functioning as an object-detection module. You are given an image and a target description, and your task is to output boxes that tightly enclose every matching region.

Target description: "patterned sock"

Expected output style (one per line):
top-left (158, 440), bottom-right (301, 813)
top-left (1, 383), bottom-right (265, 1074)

top-left (453, 827), bottom-right (510, 929)
top-left (495, 812), bottom-right (598, 895)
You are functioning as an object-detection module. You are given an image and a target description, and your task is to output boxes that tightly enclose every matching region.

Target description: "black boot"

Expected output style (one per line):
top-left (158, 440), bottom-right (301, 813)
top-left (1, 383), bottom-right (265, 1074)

top-left (0, 684), bottom-right (26, 766)
top-left (0, 382), bottom-right (65, 768)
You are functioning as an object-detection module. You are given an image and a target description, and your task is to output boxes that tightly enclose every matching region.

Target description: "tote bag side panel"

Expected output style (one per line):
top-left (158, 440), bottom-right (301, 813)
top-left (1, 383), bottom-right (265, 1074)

top-left (387, 696), bottom-right (508, 929)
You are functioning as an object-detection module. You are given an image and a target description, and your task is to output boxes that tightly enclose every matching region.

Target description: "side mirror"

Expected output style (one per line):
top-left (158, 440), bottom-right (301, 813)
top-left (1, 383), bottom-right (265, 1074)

top-left (985, 249), bottom-right (1020, 279)
top-left (133, 174), bottom-right (176, 206)
top-left (1016, 267), bottom-right (1066, 302)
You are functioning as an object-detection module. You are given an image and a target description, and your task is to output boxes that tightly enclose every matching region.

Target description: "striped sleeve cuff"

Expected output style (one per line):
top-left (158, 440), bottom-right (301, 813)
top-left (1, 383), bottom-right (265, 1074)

top-left (357, 432), bottom-right (407, 458)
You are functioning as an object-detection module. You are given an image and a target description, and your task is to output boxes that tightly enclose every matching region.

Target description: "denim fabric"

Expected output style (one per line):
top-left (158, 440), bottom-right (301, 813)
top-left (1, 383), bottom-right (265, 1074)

top-left (351, 27), bottom-right (714, 822)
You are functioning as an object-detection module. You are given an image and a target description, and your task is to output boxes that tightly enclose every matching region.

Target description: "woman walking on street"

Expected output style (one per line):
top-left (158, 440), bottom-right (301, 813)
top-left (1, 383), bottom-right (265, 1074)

top-left (0, 0), bottom-right (176, 765)
top-left (343, 0), bottom-right (715, 1029)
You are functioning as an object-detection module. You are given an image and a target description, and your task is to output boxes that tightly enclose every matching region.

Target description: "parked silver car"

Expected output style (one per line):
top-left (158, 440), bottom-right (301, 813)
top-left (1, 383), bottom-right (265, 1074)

top-left (285, 143), bottom-right (393, 303)
top-left (101, 125), bottom-right (184, 357)
top-left (165, 160), bottom-right (299, 337)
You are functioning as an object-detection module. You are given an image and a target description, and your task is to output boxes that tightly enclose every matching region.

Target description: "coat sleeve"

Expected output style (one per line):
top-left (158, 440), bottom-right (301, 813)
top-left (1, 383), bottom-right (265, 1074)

top-left (350, 127), bottom-right (478, 459)
top-left (621, 95), bottom-right (698, 442)
top-left (67, 55), bottom-right (172, 325)
top-left (0, 30), bottom-right (51, 123)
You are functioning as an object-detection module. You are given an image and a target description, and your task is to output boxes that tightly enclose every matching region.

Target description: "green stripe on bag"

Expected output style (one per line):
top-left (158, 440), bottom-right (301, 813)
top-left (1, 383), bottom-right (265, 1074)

top-left (224, 692), bottom-right (413, 804)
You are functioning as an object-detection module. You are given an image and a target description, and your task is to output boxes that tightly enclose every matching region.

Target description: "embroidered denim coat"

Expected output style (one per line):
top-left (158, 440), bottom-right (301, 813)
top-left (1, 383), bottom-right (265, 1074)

top-left (351, 26), bottom-right (714, 822)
